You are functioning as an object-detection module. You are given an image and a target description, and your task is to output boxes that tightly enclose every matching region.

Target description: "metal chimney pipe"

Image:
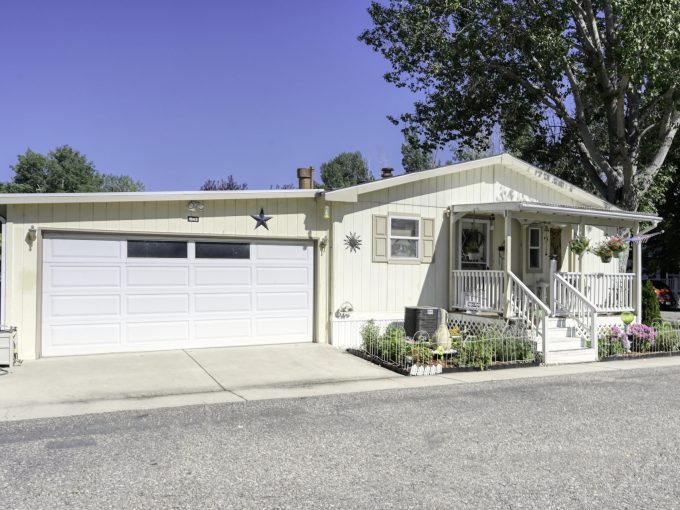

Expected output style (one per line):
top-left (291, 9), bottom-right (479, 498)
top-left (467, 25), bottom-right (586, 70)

top-left (297, 167), bottom-right (314, 189)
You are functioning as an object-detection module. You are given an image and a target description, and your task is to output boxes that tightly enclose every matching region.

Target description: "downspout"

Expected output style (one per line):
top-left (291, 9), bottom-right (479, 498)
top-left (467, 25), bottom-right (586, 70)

top-left (0, 215), bottom-right (6, 325)
top-left (325, 200), bottom-right (334, 345)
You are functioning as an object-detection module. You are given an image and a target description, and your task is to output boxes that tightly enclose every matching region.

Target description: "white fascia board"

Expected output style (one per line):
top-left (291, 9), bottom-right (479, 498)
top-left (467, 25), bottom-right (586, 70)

top-left (0, 189), bottom-right (323, 205)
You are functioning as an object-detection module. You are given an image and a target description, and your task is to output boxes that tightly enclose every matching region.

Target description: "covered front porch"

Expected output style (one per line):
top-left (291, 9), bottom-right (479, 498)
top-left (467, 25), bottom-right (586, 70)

top-left (447, 202), bottom-right (660, 362)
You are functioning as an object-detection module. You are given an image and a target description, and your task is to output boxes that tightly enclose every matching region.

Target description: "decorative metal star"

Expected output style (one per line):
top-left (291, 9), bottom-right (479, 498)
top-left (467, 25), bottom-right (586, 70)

top-left (344, 232), bottom-right (362, 253)
top-left (251, 208), bottom-right (273, 230)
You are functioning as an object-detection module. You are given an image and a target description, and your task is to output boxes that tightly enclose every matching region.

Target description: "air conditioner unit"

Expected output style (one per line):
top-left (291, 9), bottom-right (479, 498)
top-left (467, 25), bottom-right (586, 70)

top-left (404, 306), bottom-right (444, 339)
top-left (0, 326), bottom-right (17, 367)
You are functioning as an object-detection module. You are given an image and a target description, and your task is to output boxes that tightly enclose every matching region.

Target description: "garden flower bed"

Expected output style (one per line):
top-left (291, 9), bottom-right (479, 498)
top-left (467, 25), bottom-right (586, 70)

top-left (598, 322), bottom-right (680, 360)
top-left (349, 320), bottom-right (540, 375)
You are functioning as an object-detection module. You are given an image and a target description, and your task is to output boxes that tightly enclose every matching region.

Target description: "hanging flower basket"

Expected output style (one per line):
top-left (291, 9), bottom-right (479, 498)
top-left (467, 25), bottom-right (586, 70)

top-left (606, 235), bottom-right (628, 258)
top-left (568, 235), bottom-right (590, 257)
top-left (592, 242), bottom-right (614, 263)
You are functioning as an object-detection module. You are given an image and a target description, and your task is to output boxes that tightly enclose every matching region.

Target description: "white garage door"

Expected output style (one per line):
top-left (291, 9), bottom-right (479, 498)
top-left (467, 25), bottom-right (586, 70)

top-left (41, 235), bottom-right (314, 357)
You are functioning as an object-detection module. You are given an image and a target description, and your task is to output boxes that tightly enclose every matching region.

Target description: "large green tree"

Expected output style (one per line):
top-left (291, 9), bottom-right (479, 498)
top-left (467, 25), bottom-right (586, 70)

top-left (320, 151), bottom-right (373, 190)
top-left (360, 0), bottom-right (680, 210)
top-left (401, 132), bottom-right (438, 173)
top-left (3, 146), bottom-right (144, 193)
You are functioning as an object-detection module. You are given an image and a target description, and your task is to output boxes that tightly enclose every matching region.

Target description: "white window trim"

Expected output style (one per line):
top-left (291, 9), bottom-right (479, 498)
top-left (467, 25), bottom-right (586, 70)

top-left (388, 216), bottom-right (421, 261)
top-left (527, 226), bottom-right (543, 272)
top-left (458, 219), bottom-right (490, 269)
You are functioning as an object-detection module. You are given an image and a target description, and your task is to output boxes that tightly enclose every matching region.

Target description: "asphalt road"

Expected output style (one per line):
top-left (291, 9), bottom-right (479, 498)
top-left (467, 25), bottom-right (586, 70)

top-left (2, 366), bottom-right (680, 509)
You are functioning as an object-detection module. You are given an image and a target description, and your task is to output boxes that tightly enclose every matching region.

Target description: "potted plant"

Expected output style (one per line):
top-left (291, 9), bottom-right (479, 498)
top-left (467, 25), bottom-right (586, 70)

top-left (606, 235), bottom-right (628, 258)
top-left (568, 235), bottom-right (590, 257)
top-left (592, 242), bottom-right (614, 263)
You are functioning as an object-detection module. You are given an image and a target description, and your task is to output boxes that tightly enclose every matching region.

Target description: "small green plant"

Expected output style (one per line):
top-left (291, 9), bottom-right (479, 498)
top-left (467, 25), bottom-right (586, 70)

top-left (642, 280), bottom-right (661, 325)
top-left (655, 323), bottom-right (680, 352)
top-left (410, 343), bottom-right (434, 364)
top-left (568, 235), bottom-right (590, 256)
top-left (360, 320), bottom-right (381, 354)
top-left (459, 340), bottom-right (494, 370)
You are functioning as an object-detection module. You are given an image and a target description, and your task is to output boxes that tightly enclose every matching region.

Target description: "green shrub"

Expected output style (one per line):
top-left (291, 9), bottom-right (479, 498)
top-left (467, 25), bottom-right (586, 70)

top-left (360, 320), bottom-right (381, 354)
top-left (642, 280), bottom-right (661, 326)
top-left (459, 340), bottom-right (494, 370)
top-left (655, 323), bottom-right (680, 352)
top-left (410, 343), bottom-right (433, 364)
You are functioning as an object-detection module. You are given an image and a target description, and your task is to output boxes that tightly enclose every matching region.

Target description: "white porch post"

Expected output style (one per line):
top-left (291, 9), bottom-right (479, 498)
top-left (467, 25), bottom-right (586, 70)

top-left (449, 211), bottom-right (465, 310)
top-left (632, 224), bottom-right (643, 323)
top-left (504, 211), bottom-right (512, 317)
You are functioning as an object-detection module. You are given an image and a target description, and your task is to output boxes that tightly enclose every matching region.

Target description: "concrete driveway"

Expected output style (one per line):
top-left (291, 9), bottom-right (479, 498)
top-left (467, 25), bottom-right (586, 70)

top-left (0, 343), bottom-right (399, 421)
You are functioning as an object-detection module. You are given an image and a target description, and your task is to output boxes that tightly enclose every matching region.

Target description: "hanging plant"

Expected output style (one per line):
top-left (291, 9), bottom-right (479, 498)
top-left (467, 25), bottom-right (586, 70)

top-left (568, 235), bottom-right (590, 257)
top-left (462, 229), bottom-right (484, 254)
top-left (605, 235), bottom-right (628, 258)
top-left (592, 242), bottom-right (614, 263)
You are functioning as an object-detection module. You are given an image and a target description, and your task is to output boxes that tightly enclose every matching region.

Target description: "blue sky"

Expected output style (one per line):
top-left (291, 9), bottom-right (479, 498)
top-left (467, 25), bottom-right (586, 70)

top-left (0, 0), bottom-right (419, 191)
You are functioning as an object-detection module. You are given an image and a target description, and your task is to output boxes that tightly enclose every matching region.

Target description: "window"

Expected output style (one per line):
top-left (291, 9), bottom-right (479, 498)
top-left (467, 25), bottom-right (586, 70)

top-left (389, 217), bottom-right (419, 259)
top-left (195, 242), bottom-right (250, 259)
top-left (528, 227), bottom-right (542, 270)
top-left (459, 220), bottom-right (489, 270)
top-left (127, 240), bottom-right (187, 258)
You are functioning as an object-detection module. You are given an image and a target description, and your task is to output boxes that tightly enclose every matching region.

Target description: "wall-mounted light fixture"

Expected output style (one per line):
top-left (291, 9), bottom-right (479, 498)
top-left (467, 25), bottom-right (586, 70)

top-left (26, 225), bottom-right (37, 250)
top-left (323, 205), bottom-right (331, 220)
top-left (187, 201), bottom-right (205, 212)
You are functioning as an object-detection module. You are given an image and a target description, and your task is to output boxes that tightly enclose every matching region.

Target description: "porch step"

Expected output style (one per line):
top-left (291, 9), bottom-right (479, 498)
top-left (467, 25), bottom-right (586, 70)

top-left (546, 326), bottom-right (577, 339)
top-left (546, 347), bottom-right (597, 365)
top-left (547, 336), bottom-right (585, 350)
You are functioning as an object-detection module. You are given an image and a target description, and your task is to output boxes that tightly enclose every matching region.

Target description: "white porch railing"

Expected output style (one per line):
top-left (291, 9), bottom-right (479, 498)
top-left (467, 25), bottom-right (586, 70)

top-left (557, 272), bottom-right (634, 313)
top-left (553, 273), bottom-right (598, 350)
top-left (507, 271), bottom-right (550, 356)
top-left (451, 270), bottom-right (505, 313)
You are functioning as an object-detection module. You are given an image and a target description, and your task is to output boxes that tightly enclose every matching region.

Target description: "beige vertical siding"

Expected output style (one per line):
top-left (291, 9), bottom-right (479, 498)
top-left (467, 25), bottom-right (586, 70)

top-left (329, 166), bottom-right (623, 319)
top-left (6, 197), bottom-right (329, 359)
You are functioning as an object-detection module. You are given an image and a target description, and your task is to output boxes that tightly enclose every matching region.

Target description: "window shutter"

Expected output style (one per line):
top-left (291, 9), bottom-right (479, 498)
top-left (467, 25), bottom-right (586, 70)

top-left (373, 215), bottom-right (388, 262)
top-left (421, 217), bottom-right (435, 263)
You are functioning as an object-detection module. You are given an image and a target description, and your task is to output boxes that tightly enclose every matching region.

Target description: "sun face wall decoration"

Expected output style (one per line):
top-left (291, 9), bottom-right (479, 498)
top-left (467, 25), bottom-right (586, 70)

top-left (344, 232), bottom-right (362, 253)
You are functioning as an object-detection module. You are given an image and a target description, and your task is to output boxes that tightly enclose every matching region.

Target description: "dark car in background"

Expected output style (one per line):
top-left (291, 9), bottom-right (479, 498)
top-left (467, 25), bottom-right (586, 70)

top-left (645, 280), bottom-right (679, 310)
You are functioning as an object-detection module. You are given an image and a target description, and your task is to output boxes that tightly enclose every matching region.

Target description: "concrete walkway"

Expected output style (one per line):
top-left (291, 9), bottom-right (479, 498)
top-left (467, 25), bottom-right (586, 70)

top-left (2, 343), bottom-right (680, 422)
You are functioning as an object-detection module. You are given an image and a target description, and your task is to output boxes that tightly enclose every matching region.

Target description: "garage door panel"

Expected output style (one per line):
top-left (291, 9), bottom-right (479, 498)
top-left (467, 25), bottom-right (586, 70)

top-left (256, 267), bottom-right (309, 285)
top-left (255, 244), bottom-right (311, 261)
top-left (194, 319), bottom-right (252, 340)
top-left (49, 266), bottom-right (121, 289)
top-left (126, 266), bottom-right (189, 287)
top-left (194, 293), bottom-right (251, 313)
top-left (48, 238), bottom-right (121, 260)
top-left (48, 323), bottom-right (121, 347)
top-left (194, 266), bottom-right (251, 286)
top-left (42, 237), bottom-right (313, 356)
top-left (126, 321), bottom-right (190, 343)
top-left (256, 292), bottom-right (309, 311)
top-left (49, 295), bottom-right (121, 318)
top-left (255, 316), bottom-right (309, 337)
top-left (126, 294), bottom-right (190, 315)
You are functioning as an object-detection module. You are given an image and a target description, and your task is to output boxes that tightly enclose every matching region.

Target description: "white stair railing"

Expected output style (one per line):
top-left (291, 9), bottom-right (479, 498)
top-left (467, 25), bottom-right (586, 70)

top-left (507, 271), bottom-right (550, 359)
top-left (451, 270), bottom-right (505, 313)
top-left (553, 273), bottom-right (598, 352)
top-left (556, 272), bottom-right (634, 312)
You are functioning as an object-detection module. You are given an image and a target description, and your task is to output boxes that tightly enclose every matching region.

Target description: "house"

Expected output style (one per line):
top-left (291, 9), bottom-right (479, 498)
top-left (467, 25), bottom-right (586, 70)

top-left (0, 154), bottom-right (660, 363)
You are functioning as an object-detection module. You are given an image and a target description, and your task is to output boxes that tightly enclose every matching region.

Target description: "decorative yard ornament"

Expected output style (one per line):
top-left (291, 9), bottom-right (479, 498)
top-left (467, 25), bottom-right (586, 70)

top-left (344, 232), bottom-right (362, 252)
top-left (627, 230), bottom-right (664, 244)
top-left (251, 208), bottom-right (273, 230)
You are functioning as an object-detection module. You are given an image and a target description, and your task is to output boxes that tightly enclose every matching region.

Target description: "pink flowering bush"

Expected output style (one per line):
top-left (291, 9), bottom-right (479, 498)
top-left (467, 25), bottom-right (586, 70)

top-left (628, 323), bottom-right (657, 352)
